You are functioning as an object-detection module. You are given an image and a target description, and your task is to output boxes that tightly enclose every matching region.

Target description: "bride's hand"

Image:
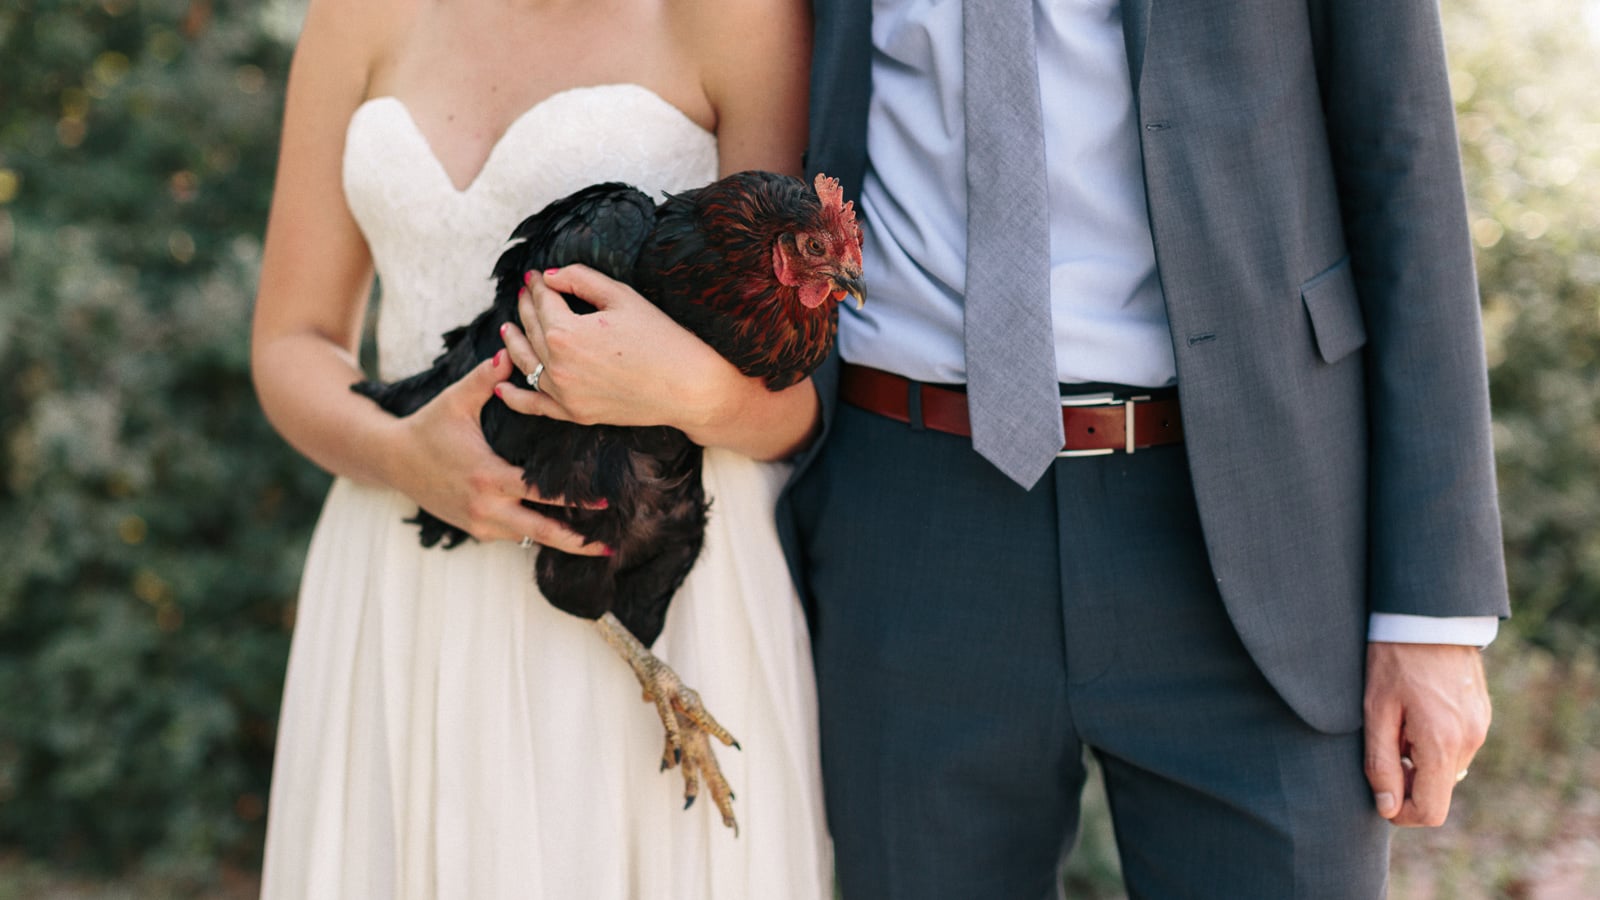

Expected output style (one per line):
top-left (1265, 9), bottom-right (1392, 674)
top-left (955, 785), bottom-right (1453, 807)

top-left (495, 267), bottom-right (745, 432)
top-left (387, 350), bottom-right (611, 555)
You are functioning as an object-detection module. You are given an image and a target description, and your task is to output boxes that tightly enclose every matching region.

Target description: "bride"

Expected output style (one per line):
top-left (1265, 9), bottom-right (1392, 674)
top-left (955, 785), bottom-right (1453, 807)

top-left (248, 0), bottom-right (829, 896)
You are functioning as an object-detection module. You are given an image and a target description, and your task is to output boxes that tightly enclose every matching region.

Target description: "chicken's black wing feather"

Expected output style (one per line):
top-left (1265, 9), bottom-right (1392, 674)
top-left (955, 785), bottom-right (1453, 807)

top-left (351, 183), bottom-right (660, 549)
top-left (357, 184), bottom-right (657, 408)
top-left (483, 184), bottom-right (709, 644)
top-left (493, 183), bottom-right (657, 305)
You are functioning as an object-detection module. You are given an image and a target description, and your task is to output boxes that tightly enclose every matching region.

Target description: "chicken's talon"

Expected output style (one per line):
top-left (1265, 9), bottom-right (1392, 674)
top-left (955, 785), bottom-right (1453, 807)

top-left (592, 614), bottom-right (739, 831)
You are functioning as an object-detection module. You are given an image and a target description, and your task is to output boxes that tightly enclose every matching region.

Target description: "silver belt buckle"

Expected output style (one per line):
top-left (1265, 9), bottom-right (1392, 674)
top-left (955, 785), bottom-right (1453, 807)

top-left (1056, 393), bottom-right (1152, 458)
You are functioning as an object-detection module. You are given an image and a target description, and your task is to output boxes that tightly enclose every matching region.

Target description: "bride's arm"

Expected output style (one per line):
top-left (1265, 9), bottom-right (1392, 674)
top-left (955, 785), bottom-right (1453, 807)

top-left (502, 266), bottom-right (821, 461)
top-left (250, 0), bottom-right (602, 552)
top-left (498, 0), bottom-right (820, 462)
top-left (687, 0), bottom-right (818, 460)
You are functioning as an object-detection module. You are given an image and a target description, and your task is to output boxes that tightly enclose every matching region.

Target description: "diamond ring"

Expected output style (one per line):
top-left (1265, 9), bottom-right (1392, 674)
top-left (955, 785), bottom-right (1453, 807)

top-left (519, 536), bottom-right (534, 550)
top-left (1456, 769), bottom-right (1469, 783)
top-left (526, 362), bottom-right (546, 392)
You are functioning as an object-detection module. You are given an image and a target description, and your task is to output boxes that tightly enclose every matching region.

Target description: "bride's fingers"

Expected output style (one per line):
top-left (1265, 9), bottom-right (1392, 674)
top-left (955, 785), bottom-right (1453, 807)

top-left (520, 272), bottom-right (560, 362)
top-left (518, 481), bottom-right (609, 512)
top-left (494, 304), bottom-right (579, 419)
top-left (499, 318), bottom-right (541, 385)
top-left (542, 264), bottom-right (644, 312)
top-left (494, 377), bottom-right (569, 419)
top-left (492, 349), bottom-right (576, 422)
top-left (481, 462), bottom-right (608, 549)
top-left (482, 439), bottom-right (607, 512)
top-left (497, 502), bottom-right (612, 556)
top-left (481, 388), bottom-right (606, 511)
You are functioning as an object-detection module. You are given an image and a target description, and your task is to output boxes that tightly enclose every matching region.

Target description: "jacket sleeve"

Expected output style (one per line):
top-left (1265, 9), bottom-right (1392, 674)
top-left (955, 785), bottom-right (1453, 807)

top-left (1309, 0), bottom-right (1510, 620)
top-left (773, 344), bottom-right (838, 610)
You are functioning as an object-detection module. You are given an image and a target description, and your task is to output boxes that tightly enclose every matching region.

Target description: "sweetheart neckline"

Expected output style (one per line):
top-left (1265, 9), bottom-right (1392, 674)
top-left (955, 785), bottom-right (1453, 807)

top-left (352, 84), bottom-right (715, 195)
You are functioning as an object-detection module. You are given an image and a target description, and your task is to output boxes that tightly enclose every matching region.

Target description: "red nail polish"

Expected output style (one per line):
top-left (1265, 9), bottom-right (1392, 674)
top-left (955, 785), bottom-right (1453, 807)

top-left (544, 268), bottom-right (560, 276)
top-left (595, 498), bottom-right (609, 509)
top-left (523, 270), bottom-right (535, 286)
top-left (499, 322), bottom-right (509, 335)
top-left (492, 350), bottom-right (505, 366)
top-left (493, 384), bottom-right (504, 398)
top-left (603, 545), bottom-right (616, 557)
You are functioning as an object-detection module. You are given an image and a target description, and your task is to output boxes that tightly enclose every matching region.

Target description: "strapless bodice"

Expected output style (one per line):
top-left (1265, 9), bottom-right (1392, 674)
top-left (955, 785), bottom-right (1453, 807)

top-left (342, 84), bottom-right (718, 379)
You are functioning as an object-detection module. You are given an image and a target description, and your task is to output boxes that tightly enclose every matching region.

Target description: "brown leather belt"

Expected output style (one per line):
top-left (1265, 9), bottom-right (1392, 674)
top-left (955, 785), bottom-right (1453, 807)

top-left (839, 363), bottom-right (1183, 456)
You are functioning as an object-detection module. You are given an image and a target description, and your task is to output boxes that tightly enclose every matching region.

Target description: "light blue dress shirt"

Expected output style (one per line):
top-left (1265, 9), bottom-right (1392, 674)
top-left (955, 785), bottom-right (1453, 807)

top-left (842, 0), bottom-right (1497, 647)
top-left (845, 0), bottom-right (1174, 387)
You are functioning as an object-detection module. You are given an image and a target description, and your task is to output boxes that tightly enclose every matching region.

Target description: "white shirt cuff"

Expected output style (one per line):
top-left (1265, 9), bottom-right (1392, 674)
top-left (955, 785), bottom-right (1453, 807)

top-left (1368, 613), bottom-right (1500, 647)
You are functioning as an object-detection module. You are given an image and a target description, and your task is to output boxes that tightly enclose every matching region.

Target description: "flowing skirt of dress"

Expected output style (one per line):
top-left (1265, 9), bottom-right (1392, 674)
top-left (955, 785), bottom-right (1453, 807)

top-left (259, 448), bottom-right (831, 900)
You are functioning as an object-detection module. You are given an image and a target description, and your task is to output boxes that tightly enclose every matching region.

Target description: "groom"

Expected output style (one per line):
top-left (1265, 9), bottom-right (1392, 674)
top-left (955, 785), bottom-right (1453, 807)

top-left (780, 0), bottom-right (1510, 897)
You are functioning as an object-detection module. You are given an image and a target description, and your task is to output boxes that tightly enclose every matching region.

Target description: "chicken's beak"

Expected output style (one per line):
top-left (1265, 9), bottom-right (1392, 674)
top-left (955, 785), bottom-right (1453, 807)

top-left (831, 274), bottom-right (866, 310)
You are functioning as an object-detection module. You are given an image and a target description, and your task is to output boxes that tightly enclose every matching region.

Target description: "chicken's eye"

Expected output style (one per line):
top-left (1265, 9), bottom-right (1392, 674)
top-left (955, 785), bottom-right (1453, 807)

top-left (805, 237), bottom-right (825, 256)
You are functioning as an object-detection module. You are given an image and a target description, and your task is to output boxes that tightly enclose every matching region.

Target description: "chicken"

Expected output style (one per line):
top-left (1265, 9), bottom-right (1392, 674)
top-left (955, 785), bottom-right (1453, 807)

top-left (352, 171), bottom-right (864, 833)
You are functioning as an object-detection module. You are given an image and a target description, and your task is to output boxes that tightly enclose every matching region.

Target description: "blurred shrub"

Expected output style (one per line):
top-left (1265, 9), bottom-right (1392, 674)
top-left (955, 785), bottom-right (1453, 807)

top-left (0, 0), bottom-right (322, 882)
top-left (1447, 0), bottom-right (1600, 648)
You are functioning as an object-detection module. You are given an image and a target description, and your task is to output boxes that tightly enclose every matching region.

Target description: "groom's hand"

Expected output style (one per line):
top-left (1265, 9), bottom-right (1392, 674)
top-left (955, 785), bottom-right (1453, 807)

top-left (1363, 642), bottom-right (1491, 827)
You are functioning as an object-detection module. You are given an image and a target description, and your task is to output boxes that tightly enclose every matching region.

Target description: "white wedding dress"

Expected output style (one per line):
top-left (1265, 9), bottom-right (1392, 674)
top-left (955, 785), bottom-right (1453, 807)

top-left (260, 84), bottom-right (832, 900)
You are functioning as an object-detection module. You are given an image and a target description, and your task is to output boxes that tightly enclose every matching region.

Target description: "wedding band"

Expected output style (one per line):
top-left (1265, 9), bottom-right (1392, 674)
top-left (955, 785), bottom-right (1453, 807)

top-left (519, 536), bottom-right (534, 550)
top-left (527, 362), bottom-right (545, 393)
top-left (1456, 769), bottom-right (1469, 783)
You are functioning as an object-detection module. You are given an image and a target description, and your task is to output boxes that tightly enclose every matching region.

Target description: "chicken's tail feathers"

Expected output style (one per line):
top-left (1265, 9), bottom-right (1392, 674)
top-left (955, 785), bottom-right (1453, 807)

top-left (350, 366), bottom-right (455, 417)
top-left (492, 182), bottom-right (657, 288)
top-left (350, 312), bottom-right (498, 416)
top-left (404, 509), bottom-right (471, 550)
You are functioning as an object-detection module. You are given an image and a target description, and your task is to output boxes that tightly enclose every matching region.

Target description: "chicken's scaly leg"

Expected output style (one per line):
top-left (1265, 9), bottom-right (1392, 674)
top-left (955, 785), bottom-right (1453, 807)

top-left (593, 612), bottom-right (740, 834)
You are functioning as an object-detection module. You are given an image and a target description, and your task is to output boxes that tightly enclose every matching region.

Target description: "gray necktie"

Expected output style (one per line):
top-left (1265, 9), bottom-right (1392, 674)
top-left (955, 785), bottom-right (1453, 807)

top-left (962, 0), bottom-right (1062, 489)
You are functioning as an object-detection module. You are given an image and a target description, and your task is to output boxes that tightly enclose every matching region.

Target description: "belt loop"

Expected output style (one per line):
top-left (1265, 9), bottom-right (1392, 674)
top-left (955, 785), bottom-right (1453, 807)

top-left (906, 380), bottom-right (925, 431)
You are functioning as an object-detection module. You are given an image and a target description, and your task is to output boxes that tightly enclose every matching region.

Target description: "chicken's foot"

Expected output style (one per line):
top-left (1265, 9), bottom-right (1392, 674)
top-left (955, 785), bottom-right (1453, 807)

top-left (594, 612), bottom-right (740, 834)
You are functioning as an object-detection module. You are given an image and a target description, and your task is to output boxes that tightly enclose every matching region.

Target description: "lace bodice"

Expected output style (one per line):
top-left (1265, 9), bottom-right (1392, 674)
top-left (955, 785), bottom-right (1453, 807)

top-left (342, 84), bottom-right (719, 380)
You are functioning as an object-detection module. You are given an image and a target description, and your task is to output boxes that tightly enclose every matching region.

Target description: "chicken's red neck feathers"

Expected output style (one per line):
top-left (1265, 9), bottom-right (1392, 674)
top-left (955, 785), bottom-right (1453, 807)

top-left (646, 170), bottom-right (863, 390)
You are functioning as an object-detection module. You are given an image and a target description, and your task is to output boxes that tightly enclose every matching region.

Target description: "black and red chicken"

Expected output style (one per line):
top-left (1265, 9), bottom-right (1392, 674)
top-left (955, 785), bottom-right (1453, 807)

top-left (352, 170), bottom-right (864, 833)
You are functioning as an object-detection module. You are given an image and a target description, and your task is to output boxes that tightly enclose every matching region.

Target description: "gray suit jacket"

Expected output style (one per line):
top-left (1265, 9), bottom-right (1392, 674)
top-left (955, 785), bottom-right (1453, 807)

top-left (783, 0), bottom-right (1511, 733)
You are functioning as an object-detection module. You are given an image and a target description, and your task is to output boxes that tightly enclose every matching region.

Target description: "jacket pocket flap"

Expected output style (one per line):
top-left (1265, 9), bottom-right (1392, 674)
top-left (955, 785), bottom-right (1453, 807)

top-left (1301, 257), bottom-right (1368, 364)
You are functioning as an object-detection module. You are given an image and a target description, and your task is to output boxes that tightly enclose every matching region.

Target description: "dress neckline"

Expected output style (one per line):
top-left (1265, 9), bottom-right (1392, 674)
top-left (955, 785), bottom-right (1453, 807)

top-left (354, 84), bottom-right (714, 195)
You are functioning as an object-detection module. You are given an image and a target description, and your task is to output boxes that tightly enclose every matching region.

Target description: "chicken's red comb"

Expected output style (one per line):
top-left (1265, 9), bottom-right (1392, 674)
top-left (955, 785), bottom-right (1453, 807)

top-left (814, 173), bottom-right (846, 214)
top-left (813, 172), bottom-right (860, 241)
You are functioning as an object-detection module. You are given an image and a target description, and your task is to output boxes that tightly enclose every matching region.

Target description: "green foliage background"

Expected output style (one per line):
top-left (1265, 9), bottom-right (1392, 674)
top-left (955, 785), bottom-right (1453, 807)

top-left (0, 0), bottom-right (322, 881)
top-left (0, 0), bottom-right (1595, 890)
top-left (1449, 0), bottom-right (1600, 647)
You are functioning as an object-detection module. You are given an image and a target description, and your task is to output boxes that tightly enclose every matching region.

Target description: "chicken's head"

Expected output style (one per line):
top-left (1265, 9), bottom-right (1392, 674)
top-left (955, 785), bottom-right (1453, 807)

top-left (772, 173), bottom-right (865, 311)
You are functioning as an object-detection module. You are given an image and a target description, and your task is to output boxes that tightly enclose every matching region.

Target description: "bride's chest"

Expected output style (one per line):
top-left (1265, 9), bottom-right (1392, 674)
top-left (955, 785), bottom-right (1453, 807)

top-left (341, 85), bottom-right (719, 258)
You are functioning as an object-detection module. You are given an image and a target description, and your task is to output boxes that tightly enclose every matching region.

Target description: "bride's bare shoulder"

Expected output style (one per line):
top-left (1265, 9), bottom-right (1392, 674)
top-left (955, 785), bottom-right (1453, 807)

top-left (673, 0), bottom-right (809, 52)
top-left (293, 0), bottom-right (414, 101)
top-left (672, 0), bottom-right (810, 174)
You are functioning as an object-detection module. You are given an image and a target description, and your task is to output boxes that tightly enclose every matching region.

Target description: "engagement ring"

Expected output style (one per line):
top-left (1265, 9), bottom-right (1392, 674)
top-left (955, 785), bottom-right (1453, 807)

top-left (519, 536), bottom-right (534, 550)
top-left (527, 362), bottom-right (546, 393)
